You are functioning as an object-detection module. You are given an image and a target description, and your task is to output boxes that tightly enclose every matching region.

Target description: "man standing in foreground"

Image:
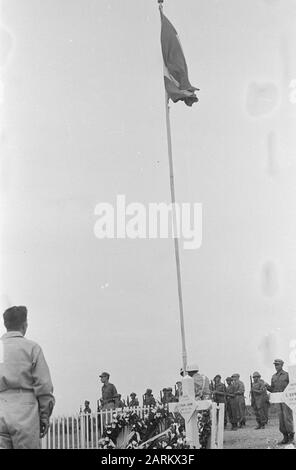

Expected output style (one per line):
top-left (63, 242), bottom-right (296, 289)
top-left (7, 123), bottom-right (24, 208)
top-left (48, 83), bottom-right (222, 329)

top-left (0, 306), bottom-right (55, 449)
top-left (250, 372), bottom-right (268, 429)
top-left (266, 359), bottom-right (294, 444)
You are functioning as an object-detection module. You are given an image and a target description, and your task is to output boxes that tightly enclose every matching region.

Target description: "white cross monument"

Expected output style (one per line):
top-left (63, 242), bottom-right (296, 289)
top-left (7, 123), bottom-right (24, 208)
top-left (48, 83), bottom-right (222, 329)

top-left (168, 375), bottom-right (224, 449)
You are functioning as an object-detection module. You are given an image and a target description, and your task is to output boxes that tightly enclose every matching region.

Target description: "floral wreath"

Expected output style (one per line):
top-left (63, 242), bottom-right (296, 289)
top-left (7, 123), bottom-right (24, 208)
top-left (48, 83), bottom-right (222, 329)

top-left (98, 404), bottom-right (211, 449)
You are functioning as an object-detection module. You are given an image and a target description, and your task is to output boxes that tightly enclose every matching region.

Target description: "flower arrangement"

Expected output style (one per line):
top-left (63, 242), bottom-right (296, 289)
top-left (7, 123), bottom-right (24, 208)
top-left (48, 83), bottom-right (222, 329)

top-left (98, 404), bottom-right (212, 449)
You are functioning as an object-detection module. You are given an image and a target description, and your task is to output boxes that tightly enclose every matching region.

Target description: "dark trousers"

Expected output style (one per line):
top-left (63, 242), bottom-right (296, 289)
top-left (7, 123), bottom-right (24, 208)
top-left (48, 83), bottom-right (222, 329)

top-left (253, 403), bottom-right (267, 426)
top-left (228, 399), bottom-right (237, 425)
top-left (277, 403), bottom-right (294, 435)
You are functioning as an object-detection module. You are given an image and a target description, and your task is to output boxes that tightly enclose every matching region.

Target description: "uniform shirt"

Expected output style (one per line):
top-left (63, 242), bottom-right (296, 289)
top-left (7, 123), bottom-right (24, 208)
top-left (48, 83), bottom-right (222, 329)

top-left (101, 382), bottom-right (117, 404)
top-left (267, 369), bottom-right (289, 393)
top-left (232, 380), bottom-right (245, 397)
top-left (226, 384), bottom-right (235, 400)
top-left (129, 398), bottom-right (139, 407)
top-left (192, 372), bottom-right (211, 399)
top-left (251, 379), bottom-right (268, 405)
top-left (144, 394), bottom-right (156, 406)
top-left (0, 331), bottom-right (55, 420)
top-left (213, 382), bottom-right (226, 403)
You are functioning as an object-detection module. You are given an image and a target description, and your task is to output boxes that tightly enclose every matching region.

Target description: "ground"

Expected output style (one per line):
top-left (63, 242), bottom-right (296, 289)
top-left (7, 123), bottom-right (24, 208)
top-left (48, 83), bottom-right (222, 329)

top-left (223, 416), bottom-right (283, 449)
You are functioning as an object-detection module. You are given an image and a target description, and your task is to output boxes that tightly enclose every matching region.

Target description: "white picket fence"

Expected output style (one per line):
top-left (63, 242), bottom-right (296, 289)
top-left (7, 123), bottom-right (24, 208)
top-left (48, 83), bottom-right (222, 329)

top-left (41, 403), bottom-right (224, 449)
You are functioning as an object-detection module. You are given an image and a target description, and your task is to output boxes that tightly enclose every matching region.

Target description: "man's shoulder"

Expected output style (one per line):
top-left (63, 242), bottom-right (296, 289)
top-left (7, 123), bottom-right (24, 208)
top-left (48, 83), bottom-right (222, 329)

top-left (23, 337), bottom-right (41, 349)
top-left (107, 382), bottom-right (116, 389)
top-left (281, 370), bottom-right (289, 378)
top-left (22, 337), bottom-right (44, 357)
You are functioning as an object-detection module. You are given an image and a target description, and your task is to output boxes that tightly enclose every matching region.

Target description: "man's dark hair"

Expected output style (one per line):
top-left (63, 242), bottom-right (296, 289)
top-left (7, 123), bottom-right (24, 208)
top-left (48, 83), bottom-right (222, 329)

top-left (3, 306), bottom-right (27, 330)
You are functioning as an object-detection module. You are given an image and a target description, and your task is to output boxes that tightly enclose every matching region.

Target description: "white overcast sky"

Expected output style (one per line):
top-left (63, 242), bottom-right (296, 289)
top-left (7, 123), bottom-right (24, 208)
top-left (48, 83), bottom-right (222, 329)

top-left (1, 0), bottom-right (296, 415)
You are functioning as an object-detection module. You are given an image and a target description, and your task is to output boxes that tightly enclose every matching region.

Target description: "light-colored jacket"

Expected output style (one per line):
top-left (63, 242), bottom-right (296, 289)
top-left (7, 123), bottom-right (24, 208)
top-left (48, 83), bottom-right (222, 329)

top-left (0, 331), bottom-right (55, 421)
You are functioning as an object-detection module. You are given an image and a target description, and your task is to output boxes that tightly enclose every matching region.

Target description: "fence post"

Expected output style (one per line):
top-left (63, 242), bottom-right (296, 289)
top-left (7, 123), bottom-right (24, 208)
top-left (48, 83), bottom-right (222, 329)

top-left (80, 413), bottom-right (85, 449)
top-left (210, 402), bottom-right (217, 449)
top-left (217, 404), bottom-right (224, 449)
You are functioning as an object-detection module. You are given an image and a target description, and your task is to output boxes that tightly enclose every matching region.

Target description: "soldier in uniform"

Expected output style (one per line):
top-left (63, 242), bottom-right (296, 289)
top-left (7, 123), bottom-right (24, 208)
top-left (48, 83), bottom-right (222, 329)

top-left (162, 387), bottom-right (177, 404)
top-left (0, 306), bottom-right (55, 449)
top-left (116, 394), bottom-right (125, 408)
top-left (266, 359), bottom-right (294, 444)
top-left (83, 400), bottom-right (92, 437)
top-left (232, 373), bottom-right (246, 427)
top-left (225, 376), bottom-right (238, 430)
top-left (175, 381), bottom-right (182, 400)
top-left (83, 400), bottom-right (91, 414)
top-left (161, 387), bottom-right (168, 404)
top-left (99, 372), bottom-right (118, 410)
top-left (143, 388), bottom-right (156, 407)
top-left (212, 375), bottom-right (227, 427)
top-left (250, 372), bottom-right (268, 429)
top-left (186, 364), bottom-right (211, 399)
top-left (129, 392), bottom-right (139, 407)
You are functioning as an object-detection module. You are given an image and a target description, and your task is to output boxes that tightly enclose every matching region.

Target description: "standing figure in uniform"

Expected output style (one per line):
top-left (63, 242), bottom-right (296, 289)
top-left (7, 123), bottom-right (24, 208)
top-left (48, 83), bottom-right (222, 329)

top-left (163, 387), bottom-right (177, 404)
top-left (175, 381), bottom-right (182, 400)
top-left (143, 388), bottom-right (156, 407)
top-left (186, 364), bottom-right (211, 400)
top-left (129, 392), bottom-right (139, 407)
top-left (83, 400), bottom-right (91, 414)
top-left (232, 373), bottom-right (246, 427)
top-left (225, 377), bottom-right (237, 430)
top-left (116, 394), bottom-right (125, 408)
top-left (83, 400), bottom-right (92, 438)
top-left (99, 372), bottom-right (118, 410)
top-left (0, 306), bottom-right (55, 449)
top-left (250, 372), bottom-right (268, 429)
top-left (212, 375), bottom-right (227, 428)
top-left (266, 359), bottom-right (294, 444)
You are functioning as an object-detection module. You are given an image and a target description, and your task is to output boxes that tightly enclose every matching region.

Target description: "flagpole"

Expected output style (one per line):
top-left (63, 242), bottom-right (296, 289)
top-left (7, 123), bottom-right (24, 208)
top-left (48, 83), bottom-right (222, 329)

top-left (158, 0), bottom-right (188, 377)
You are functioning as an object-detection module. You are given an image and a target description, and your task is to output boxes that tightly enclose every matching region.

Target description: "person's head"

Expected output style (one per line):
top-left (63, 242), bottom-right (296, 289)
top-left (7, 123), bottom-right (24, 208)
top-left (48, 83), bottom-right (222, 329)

top-left (3, 306), bottom-right (28, 335)
top-left (273, 359), bottom-right (284, 372)
top-left (130, 392), bottom-right (136, 398)
top-left (146, 388), bottom-right (152, 395)
top-left (186, 364), bottom-right (199, 377)
top-left (99, 372), bottom-right (110, 384)
top-left (252, 372), bottom-right (261, 383)
top-left (226, 377), bottom-right (232, 385)
top-left (231, 373), bottom-right (239, 382)
top-left (214, 374), bottom-right (221, 383)
top-left (84, 400), bottom-right (90, 407)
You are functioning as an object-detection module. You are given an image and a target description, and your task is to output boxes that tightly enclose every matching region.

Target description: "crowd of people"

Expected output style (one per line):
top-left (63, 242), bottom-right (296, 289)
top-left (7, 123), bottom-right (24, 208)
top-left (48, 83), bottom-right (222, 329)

top-left (85, 360), bottom-right (294, 446)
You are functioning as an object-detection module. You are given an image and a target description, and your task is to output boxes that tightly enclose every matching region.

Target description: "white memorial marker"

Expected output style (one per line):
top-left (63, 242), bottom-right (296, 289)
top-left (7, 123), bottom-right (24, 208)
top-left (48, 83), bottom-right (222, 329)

top-left (168, 375), bottom-right (212, 449)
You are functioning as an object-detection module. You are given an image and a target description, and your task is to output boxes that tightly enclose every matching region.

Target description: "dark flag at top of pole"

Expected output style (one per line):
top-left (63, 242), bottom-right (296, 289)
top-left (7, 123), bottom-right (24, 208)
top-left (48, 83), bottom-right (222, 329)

top-left (160, 8), bottom-right (199, 107)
